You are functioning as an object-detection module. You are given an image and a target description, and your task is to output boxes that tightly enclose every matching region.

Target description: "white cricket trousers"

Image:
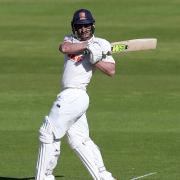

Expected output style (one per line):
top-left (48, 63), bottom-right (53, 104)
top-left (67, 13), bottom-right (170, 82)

top-left (48, 88), bottom-right (89, 139)
top-left (36, 88), bottom-right (111, 180)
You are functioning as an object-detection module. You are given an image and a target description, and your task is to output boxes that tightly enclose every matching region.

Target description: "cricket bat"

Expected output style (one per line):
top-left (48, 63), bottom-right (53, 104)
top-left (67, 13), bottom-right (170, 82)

top-left (110, 38), bottom-right (157, 54)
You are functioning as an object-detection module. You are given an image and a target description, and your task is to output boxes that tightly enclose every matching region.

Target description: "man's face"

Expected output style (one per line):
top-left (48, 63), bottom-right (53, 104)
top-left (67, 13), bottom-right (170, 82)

top-left (74, 24), bottom-right (93, 41)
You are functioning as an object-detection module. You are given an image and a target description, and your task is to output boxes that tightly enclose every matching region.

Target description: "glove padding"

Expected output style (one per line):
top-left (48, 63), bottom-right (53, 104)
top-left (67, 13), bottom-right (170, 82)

top-left (87, 42), bottom-right (103, 64)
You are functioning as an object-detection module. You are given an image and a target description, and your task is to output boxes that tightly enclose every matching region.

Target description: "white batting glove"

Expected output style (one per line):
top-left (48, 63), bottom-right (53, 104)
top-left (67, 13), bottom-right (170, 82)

top-left (87, 41), bottom-right (103, 64)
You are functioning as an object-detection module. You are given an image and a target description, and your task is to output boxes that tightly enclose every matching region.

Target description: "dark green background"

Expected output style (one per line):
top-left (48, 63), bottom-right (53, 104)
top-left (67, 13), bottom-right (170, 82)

top-left (0, 0), bottom-right (180, 179)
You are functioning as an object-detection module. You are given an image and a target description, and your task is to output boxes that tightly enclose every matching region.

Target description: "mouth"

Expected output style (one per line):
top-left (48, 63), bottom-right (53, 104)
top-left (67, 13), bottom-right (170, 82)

top-left (79, 31), bottom-right (91, 40)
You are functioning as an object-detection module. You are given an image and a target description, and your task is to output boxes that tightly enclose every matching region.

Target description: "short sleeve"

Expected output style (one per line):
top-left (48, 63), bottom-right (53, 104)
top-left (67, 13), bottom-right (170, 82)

top-left (100, 39), bottom-right (115, 64)
top-left (63, 35), bottom-right (73, 43)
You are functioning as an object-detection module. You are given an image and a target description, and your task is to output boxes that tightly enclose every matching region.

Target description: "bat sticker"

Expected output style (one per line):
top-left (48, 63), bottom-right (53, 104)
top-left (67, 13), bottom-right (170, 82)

top-left (111, 44), bottom-right (128, 53)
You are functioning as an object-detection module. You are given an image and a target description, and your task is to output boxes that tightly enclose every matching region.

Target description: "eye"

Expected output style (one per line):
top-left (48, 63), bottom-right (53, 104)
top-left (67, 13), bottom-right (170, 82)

top-left (84, 24), bottom-right (92, 28)
top-left (74, 24), bottom-right (92, 30)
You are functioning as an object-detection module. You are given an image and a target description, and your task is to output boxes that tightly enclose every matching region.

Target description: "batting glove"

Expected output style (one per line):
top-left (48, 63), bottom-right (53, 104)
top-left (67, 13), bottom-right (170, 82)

top-left (87, 42), bottom-right (103, 64)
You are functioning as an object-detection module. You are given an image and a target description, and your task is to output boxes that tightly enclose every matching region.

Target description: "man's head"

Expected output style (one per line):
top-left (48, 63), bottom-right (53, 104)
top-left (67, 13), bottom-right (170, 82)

top-left (71, 9), bottom-right (95, 41)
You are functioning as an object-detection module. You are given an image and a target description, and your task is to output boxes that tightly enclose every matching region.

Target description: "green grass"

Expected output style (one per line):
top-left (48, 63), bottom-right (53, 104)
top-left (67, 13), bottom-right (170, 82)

top-left (0, 0), bottom-right (180, 179)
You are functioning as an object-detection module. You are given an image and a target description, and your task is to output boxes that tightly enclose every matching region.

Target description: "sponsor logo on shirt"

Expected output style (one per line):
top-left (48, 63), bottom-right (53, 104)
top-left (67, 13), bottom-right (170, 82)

top-left (68, 54), bottom-right (84, 62)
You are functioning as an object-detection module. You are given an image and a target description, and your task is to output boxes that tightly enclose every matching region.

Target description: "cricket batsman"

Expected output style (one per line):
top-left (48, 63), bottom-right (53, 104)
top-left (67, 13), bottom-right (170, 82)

top-left (35, 9), bottom-right (116, 180)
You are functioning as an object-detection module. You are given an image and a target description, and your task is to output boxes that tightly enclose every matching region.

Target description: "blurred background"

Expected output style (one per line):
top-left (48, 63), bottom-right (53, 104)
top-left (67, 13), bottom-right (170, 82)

top-left (0, 0), bottom-right (180, 179)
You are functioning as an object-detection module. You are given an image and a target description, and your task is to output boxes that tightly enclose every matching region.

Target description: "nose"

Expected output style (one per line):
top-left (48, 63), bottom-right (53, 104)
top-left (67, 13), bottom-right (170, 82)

top-left (81, 26), bottom-right (86, 32)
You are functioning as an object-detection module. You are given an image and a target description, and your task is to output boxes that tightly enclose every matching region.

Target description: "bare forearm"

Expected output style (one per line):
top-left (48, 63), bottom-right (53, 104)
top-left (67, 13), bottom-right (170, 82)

top-left (95, 61), bottom-right (115, 76)
top-left (59, 42), bottom-right (88, 54)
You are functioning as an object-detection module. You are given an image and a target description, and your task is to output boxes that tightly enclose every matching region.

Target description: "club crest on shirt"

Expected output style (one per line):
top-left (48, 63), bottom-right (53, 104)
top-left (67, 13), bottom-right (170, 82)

top-left (68, 54), bottom-right (84, 62)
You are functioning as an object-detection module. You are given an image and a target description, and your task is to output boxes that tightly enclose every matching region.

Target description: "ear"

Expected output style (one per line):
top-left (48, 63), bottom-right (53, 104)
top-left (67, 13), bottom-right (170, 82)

top-left (71, 21), bottom-right (75, 34)
top-left (72, 27), bottom-right (75, 34)
top-left (92, 24), bottom-right (95, 34)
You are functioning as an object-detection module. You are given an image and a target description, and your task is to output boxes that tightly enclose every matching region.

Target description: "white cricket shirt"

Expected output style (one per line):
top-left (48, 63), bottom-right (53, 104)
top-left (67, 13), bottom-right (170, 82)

top-left (61, 35), bottom-right (115, 90)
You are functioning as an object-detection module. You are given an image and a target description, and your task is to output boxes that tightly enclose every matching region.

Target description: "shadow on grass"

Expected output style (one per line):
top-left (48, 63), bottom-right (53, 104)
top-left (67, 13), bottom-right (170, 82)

top-left (0, 176), bottom-right (64, 180)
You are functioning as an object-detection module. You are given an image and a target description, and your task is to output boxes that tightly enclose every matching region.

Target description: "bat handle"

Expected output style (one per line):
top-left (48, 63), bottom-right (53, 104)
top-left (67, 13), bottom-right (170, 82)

top-left (102, 51), bottom-right (112, 56)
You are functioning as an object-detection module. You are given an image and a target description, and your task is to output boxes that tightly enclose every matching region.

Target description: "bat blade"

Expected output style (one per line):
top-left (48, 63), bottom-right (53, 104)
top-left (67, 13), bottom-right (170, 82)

top-left (111, 38), bottom-right (157, 54)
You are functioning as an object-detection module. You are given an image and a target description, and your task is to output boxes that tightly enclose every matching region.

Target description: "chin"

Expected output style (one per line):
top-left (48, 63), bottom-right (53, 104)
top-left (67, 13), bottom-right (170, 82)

top-left (80, 35), bottom-right (92, 41)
